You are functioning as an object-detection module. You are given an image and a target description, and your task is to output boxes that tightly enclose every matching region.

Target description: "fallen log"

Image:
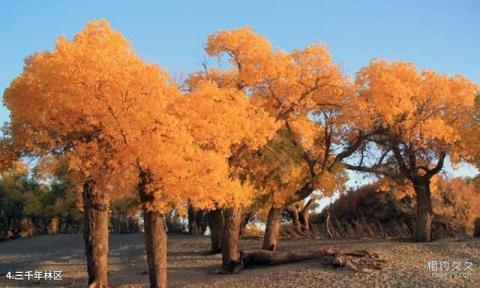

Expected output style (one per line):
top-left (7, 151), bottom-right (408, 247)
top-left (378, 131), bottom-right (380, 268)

top-left (219, 247), bottom-right (387, 274)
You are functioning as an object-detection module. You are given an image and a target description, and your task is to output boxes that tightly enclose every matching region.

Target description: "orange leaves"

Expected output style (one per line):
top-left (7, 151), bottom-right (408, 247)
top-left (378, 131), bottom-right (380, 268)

top-left (355, 60), bottom-right (418, 127)
top-left (205, 27), bottom-right (348, 122)
top-left (177, 80), bottom-right (277, 156)
top-left (287, 116), bottom-right (321, 150)
top-left (356, 60), bottom-right (477, 135)
top-left (176, 79), bottom-right (278, 209)
top-left (4, 20), bottom-right (187, 210)
top-left (432, 177), bottom-right (480, 230)
top-left (290, 44), bottom-right (347, 111)
top-left (206, 27), bottom-right (278, 86)
top-left (238, 129), bottom-right (310, 208)
top-left (4, 21), bottom-right (285, 214)
top-left (5, 20), bottom-right (143, 151)
top-left (354, 59), bottom-right (478, 166)
top-left (4, 21), bottom-right (479, 216)
top-left (203, 27), bottom-right (353, 210)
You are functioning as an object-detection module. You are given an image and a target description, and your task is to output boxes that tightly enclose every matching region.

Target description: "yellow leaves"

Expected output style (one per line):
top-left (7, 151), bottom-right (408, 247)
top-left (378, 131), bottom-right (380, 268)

top-left (5, 21), bottom-right (478, 217)
top-left (288, 116), bottom-right (320, 150)
top-left (376, 178), bottom-right (392, 193)
top-left (355, 59), bottom-right (478, 165)
top-left (3, 19), bottom-right (187, 211)
top-left (417, 117), bottom-right (457, 147)
top-left (233, 129), bottom-right (307, 208)
top-left (205, 27), bottom-right (348, 124)
top-left (431, 176), bottom-right (480, 230)
top-left (206, 27), bottom-right (278, 86)
top-left (175, 76), bottom-right (279, 210)
top-left (202, 27), bottom-right (353, 210)
top-left (179, 79), bottom-right (279, 157)
top-left (291, 44), bottom-right (346, 108)
top-left (391, 182), bottom-right (416, 201)
top-left (72, 20), bottom-right (131, 52)
top-left (0, 134), bottom-right (17, 172)
top-left (179, 80), bottom-right (268, 155)
top-left (355, 60), bottom-right (417, 126)
top-left (312, 168), bottom-right (347, 198)
top-left (5, 20), bottom-right (145, 152)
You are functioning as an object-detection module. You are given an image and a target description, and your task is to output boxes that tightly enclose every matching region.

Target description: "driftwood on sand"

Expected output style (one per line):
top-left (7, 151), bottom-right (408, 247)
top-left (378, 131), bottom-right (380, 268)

top-left (220, 247), bottom-right (388, 274)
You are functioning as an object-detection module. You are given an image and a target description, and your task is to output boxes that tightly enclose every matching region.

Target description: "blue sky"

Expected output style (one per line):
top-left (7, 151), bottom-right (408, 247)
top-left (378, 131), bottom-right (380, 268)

top-left (1, 0), bottom-right (479, 179)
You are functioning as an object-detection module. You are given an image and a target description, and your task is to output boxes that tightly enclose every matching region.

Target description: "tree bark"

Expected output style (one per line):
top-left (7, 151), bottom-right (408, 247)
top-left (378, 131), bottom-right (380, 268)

top-left (138, 169), bottom-right (167, 288)
top-left (239, 213), bottom-right (251, 238)
top-left (83, 180), bottom-right (109, 288)
top-left (474, 217), bottom-right (480, 237)
top-left (188, 205), bottom-right (206, 235)
top-left (222, 206), bottom-right (243, 272)
top-left (239, 247), bottom-right (387, 272)
top-left (299, 198), bottom-right (315, 232)
top-left (12, 201), bottom-right (23, 238)
top-left (207, 209), bottom-right (225, 254)
top-left (262, 207), bottom-right (283, 251)
top-left (286, 205), bottom-right (302, 233)
top-left (187, 206), bottom-right (200, 235)
top-left (413, 178), bottom-right (433, 242)
top-left (143, 210), bottom-right (167, 288)
top-left (325, 212), bottom-right (334, 238)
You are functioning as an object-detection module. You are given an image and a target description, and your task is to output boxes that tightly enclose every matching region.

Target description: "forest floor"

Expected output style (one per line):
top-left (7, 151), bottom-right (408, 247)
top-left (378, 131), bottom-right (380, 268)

top-left (0, 233), bottom-right (478, 287)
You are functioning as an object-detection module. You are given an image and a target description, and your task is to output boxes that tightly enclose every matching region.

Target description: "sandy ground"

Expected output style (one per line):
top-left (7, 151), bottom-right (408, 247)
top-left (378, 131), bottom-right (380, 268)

top-left (0, 234), bottom-right (478, 288)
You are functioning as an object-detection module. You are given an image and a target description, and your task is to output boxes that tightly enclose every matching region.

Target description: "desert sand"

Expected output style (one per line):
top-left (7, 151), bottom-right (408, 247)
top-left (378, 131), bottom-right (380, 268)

top-left (0, 234), bottom-right (478, 287)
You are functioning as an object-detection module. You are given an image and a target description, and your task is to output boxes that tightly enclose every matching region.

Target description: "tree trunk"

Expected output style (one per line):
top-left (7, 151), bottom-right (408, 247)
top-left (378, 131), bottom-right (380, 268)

top-left (0, 214), bottom-right (8, 239)
top-left (3, 215), bottom-right (11, 239)
top-left (474, 217), bottom-right (480, 237)
top-left (187, 205), bottom-right (198, 235)
top-left (31, 216), bottom-right (37, 235)
top-left (13, 202), bottom-right (23, 238)
top-left (143, 210), bottom-right (167, 288)
top-left (299, 212), bottom-right (309, 232)
top-left (138, 169), bottom-right (168, 288)
top-left (222, 206), bottom-right (243, 272)
top-left (325, 212), bottom-right (334, 238)
top-left (262, 207), bottom-right (283, 251)
top-left (286, 205), bottom-right (302, 233)
top-left (188, 205), bottom-right (206, 235)
top-left (414, 179), bottom-right (433, 242)
top-left (83, 180), bottom-right (109, 288)
top-left (299, 198), bottom-right (315, 232)
top-left (207, 209), bottom-right (225, 254)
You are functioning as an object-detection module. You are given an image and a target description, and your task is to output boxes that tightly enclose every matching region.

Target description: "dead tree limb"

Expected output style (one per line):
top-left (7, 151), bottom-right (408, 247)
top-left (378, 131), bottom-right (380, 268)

top-left (218, 247), bottom-right (387, 274)
top-left (326, 212), bottom-right (333, 239)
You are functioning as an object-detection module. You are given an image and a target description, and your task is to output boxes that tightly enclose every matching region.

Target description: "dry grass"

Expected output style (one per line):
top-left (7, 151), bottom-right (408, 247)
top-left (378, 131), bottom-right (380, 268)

top-left (311, 179), bottom-right (480, 240)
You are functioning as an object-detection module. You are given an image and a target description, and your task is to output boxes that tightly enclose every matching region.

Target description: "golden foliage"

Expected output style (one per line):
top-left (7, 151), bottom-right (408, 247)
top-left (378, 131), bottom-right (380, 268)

top-left (355, 60), bottom-right (478, 165)
top-left (4, 20), bottom-right (196, 212)
top-left (201, 27), bottom-right (352, 209)
top-left (3, 22), bottom-right (478, 217)
top-left (432, 177), bottom-right (480, 230)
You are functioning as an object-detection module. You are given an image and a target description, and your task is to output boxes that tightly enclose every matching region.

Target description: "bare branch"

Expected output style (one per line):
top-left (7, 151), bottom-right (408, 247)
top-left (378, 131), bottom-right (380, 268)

top-left (425, 151), bottom-right (446, 178)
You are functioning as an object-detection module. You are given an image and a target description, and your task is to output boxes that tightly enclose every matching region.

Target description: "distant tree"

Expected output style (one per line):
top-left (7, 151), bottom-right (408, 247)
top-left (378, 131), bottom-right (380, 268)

top-left (187, 202), bottom-right (207, 236)
top-left (472, 93), bottom-right (480, 166)
top-left (0, 162), bottom-right (38, 239)
top-left (433, 177), bottom-right (480, 233)
top-left (109, 196), bottom-right (140, 234)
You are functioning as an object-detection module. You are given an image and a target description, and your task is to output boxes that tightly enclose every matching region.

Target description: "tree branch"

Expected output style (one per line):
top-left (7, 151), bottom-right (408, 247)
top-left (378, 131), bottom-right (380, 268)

top-left (425, 151), bottom-right (446, 178)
